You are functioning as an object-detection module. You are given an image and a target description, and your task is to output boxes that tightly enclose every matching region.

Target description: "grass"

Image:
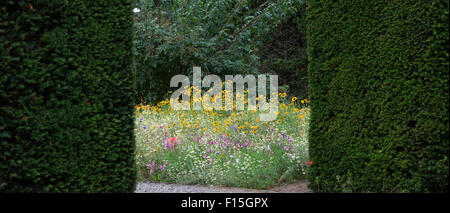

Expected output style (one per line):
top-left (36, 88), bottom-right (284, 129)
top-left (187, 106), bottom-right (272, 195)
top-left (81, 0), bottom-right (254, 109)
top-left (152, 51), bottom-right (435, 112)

top-left (135, 90), bottom-right (311, 189)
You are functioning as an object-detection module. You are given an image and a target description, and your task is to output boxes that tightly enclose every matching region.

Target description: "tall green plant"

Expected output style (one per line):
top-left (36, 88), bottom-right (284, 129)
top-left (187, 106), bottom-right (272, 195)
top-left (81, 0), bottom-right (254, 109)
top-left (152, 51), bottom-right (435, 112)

top-left (307, 0), bottom-right (449, 192)
top-left (0, 0), bottom-right (136, 192)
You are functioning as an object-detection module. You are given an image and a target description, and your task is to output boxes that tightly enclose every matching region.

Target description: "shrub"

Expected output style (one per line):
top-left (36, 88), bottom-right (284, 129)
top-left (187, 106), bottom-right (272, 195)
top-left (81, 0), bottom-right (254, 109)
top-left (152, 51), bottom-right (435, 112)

top-left (306, 0), bottom-right (449, 192)
top-left (0, 0), bottom-right (136, 192)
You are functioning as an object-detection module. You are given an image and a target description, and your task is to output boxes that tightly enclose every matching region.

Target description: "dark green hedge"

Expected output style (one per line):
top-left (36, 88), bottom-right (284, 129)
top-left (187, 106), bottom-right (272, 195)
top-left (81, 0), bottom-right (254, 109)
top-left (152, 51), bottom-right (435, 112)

top-left (0, 0), bottom-right (136, 192)
top-left (306, 0), bottom-right (449, 192)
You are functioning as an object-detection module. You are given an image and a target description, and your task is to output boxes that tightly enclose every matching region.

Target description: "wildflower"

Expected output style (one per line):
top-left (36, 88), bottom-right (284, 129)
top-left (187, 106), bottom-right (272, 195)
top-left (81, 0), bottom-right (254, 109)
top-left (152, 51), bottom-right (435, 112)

top-left (292, 97), bottom-right (297, 102)
top-left (169, 137), bottom-right (177, 143)
top-left (165, 137), bottom-right (178, 151)
top-left (147, 160), bottom-right (156, 174)
top-left (307, 161), bottom-right (313, 165)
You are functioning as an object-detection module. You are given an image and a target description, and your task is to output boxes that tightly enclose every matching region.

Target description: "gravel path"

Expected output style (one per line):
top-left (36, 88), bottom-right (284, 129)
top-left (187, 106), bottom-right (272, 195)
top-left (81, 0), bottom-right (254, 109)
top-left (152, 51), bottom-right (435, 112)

top-left (135, 180), bottom-right (310, 193)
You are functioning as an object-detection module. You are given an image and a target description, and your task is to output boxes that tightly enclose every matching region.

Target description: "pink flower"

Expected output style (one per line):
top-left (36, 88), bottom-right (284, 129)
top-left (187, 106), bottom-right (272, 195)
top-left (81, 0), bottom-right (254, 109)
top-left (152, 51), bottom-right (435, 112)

top-left (168, 137), bottom-right (178, 143)
top-left (307, 161), bottom-right (313, 165)
top-left (165, 137), bottom-right (179, 151)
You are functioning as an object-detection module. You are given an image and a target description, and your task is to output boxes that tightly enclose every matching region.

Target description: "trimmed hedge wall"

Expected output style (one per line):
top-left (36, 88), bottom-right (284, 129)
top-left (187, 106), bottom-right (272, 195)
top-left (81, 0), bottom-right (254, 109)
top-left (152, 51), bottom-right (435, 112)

top-left (306, 0), bottom-right (449, 192)
top-left (0, 1), bottom-right (136, 192)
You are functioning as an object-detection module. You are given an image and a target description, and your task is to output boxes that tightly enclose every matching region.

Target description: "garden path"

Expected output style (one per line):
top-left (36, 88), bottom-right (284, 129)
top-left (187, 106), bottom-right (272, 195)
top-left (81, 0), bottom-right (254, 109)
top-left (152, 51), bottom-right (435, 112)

top-left (135, 180), bottom-right (310, 193)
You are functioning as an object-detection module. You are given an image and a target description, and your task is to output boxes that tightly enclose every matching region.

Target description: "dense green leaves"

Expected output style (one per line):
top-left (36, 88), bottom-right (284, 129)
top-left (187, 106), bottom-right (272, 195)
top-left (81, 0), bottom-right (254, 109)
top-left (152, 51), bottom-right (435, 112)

top-left (0, 0), bottom-right (136, 192)
top-left (306, 0), bottom-right (449, 192)
top-left (134, 0), bottom-right (304, 103)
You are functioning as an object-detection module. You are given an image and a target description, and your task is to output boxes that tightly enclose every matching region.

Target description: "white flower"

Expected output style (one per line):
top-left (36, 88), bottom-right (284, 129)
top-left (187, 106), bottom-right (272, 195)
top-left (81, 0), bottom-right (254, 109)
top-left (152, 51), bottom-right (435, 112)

top-left (133, 8), bottom-right (141, 13)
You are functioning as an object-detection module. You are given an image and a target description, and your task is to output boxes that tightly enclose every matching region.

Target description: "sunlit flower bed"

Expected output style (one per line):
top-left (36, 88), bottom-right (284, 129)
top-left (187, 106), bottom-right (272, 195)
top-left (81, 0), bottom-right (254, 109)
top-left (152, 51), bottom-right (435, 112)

top-left (135, 91), bottom-right (311, 189)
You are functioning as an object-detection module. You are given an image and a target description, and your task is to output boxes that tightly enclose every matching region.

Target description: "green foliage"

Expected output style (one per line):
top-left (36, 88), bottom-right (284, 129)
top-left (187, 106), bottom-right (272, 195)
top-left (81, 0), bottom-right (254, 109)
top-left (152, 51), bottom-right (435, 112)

top-left (257, 4), bottom-right (308, 98)
top-left (306, 0), bottom-right (449, 192)
top-left (0, 0), bottom-right (136, 192)
top-left (134, 0), bottom-right (304, 104)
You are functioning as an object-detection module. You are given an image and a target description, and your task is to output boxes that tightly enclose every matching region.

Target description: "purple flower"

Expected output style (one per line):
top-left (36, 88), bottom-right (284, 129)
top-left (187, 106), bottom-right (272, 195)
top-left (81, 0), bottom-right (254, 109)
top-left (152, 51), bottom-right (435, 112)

top-left (143, 126), bottom-right (147, 129)
top-left (147, 160), bottom-right (156, 175)
top-left (146, 160), bottom-right (155, 168)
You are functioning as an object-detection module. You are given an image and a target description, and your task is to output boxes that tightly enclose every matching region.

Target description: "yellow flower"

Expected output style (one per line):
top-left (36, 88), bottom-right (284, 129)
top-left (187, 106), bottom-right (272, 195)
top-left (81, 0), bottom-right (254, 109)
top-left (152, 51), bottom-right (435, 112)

top-left (256, 118), bottom-right (259, 123)
top-left (292, 97), bottom-right (297, 102)
top-left (293, 108), bottom-right (299, 112)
